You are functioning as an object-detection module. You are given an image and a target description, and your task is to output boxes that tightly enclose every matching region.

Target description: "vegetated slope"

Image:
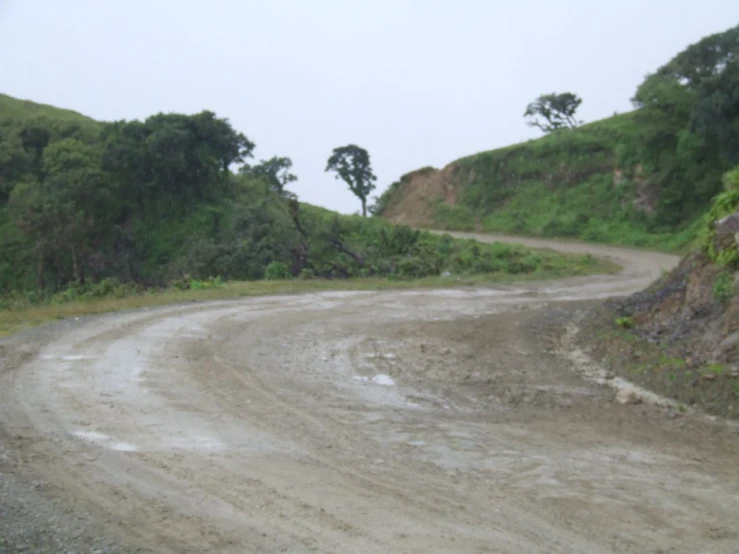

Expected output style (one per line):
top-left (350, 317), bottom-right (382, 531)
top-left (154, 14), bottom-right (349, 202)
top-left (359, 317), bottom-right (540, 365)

top-left (379, 113), bottom-right (683, 244)
top-left (578, 166), bottom-right (739, 418)
top-left (375, 24), bottom-right (739, 253)
top-left (0, 94), bottom-right (607, 302)
top-left (0, 93), bottom-right (99, 127)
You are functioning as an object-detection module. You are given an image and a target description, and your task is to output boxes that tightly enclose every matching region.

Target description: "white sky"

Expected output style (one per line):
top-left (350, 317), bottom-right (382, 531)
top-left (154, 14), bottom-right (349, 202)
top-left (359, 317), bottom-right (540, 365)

top-left (1, 1), bottom-right (738, 214)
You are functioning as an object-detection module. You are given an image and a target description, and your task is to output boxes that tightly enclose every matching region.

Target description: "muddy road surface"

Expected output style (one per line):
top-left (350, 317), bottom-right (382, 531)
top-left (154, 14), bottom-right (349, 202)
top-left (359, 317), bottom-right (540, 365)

top-left (2, 235), bottom-right (739, 553)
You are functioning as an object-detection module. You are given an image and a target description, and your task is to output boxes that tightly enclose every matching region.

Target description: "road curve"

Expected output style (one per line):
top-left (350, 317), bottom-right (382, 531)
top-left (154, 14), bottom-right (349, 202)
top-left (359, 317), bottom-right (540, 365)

top-left (2, 235), bottom-right (739, 553)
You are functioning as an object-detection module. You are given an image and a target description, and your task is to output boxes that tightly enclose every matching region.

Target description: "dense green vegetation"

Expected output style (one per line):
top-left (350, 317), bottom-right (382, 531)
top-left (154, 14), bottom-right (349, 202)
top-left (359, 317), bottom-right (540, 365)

top-left (702, 165), bottom-right (739, 270)
top-left (0, 95), bottom-right (605, 301)
top-left (374, 25), bottom-right (739, 252)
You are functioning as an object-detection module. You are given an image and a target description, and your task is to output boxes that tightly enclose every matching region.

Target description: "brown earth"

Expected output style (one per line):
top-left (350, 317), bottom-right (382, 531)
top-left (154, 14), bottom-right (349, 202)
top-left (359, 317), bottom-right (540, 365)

top-left (2, 234), bottom-right (739, 553)
top-left (382, 165), bottom-right (461, 228)
top-left (578, 249), bottom-right (739, 419)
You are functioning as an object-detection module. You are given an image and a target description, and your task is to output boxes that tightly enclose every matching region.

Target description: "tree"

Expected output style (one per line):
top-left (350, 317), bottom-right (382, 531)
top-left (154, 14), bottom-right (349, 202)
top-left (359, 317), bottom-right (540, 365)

top-left (240, 156), bottom-right (297, 197)
top-left (524, 93), bottom-right (583, 133)
top-left (8, 139), bottom-right (117, 287)
top-left (628, 24), bottom-right (739, 225)
top-left (634, 24), bottom-right (738, 100)
top-left (0, 129), bottom-right (30, 201)
top-left (691, 55), bottom-right (739, 166)
top-left (101, 111), bottom-right (255, 214)
top-left (325, 144), bottom-right (377, 216)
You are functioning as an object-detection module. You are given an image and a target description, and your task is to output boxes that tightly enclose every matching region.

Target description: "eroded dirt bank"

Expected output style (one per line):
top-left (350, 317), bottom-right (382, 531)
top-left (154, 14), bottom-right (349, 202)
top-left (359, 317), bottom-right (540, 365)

top-left (2, 236), bottom-right (739, 554)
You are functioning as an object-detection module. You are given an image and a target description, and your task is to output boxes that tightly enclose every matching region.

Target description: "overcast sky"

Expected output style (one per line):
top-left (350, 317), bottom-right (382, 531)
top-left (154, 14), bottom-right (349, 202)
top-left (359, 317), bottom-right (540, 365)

top-left (1, 1), bottom-right (738, 214)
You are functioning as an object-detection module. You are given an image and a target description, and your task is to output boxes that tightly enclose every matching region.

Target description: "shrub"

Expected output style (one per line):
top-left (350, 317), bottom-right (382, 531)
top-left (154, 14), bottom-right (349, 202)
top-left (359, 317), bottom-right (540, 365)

top-left (713, 271), bottom-right (735, 303)
top-left (299, 268), bottom-right (315, 280)
top-left (189, 276), bottom-right (224, 290)
top-left (264, 261), bottom-right (290, 280)
top-left (49, 278), bottom-right (145, 304)
top-left (615, 316), bottom-right (634, 329)
top-left (703, 166), bottom-right (739, 268)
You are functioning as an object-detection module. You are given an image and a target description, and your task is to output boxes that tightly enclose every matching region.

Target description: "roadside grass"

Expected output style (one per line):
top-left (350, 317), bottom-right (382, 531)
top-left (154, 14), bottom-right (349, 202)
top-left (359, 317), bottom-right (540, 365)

top-left (0, 254), bottom-right (619, 337)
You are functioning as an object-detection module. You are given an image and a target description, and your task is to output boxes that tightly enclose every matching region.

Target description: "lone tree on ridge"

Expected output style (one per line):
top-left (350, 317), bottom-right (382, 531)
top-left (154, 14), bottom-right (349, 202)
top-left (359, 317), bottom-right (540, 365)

top-left (524, 92), bottom-right (583, 133)
top-left (325, 144), bottom-right (377, 217)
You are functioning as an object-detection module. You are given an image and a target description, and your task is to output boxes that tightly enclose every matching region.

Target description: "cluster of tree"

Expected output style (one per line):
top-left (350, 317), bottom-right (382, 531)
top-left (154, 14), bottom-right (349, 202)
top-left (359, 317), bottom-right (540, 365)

top-left (0, 110), bottom-right (254, 291)
top-left (1, 101), bottom-right (554, 295)
top-left (521, 25), bottom-right (738, 229)
top-left (628, 24), bottom-right (739, 226)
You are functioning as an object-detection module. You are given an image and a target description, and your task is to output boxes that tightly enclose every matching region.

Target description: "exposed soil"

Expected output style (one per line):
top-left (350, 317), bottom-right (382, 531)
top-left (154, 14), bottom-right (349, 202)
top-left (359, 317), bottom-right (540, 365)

top-left (382, 164), bottom-right (460, 228)
top-left (2, 235), bottom-right (739, 553)
top-left (577, 250), bottom-right (739, 418)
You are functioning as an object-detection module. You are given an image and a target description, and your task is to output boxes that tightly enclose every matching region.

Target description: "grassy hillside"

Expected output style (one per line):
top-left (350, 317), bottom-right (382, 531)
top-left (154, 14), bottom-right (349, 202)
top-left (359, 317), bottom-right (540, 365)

top-left (377, 111), bottom-right (701, 252)
top-left (376, 25), bottom-right (739, 253)
top-left (0, 94), bottom-right (611, 302)
top-left (0, 93), bottom-right (98, 125)
top-left (577, 166), bottom-right (739, 418)
top-left (0, 93), bottom-right (101, 144)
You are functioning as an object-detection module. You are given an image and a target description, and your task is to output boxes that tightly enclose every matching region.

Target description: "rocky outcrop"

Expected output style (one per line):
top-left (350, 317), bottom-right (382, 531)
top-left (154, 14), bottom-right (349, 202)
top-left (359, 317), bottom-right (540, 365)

top-left (622, 253), bottom-right (738, 364)
top-left (714, 211), bottom-right (739, 248)
top-left (579, 249), bottom-right (738, 418)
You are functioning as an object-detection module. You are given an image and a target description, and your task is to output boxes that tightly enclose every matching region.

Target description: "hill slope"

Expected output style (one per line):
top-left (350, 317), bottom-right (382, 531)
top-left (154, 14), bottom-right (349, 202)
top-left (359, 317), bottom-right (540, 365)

top-left (577, 167), bottom-right (739, 418)
top-left (0, 93), bottom-right (98, 125)
top-left (376, 24), bottom-right (739, 253)
top-left (377, 111), bottom-right (701, 252)
top-left (0, 94), bottom-right (609, 298)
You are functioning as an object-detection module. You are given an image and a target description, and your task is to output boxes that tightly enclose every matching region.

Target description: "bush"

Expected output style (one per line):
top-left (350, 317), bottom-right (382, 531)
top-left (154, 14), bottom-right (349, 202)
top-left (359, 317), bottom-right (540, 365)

top-left (299, 268), bottom-right (315, 280)
top-left (189, 276), bottom-right (224, 290)
top-left (396, 248), bottom-right (443, 279)
top-left (615, 316), bottom-right (634, 329)
top-left (264, 261), bottom-right (290, 280)
top-left (48, 278), bottom-right (145, 304)
top-left (713, 271), bottom-right (735, 303)
top-left (703, 166), bottom-right (739, 268)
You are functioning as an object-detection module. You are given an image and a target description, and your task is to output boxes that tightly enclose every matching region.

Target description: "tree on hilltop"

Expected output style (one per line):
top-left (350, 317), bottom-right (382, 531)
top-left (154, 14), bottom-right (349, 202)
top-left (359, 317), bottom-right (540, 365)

top-left (524, 92), bottom-right (583, 133)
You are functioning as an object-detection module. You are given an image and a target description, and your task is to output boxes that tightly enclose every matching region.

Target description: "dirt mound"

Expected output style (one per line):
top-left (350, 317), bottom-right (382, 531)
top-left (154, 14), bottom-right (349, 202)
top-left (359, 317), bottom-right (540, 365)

top-left (382, 164), bottom-right (461, 227)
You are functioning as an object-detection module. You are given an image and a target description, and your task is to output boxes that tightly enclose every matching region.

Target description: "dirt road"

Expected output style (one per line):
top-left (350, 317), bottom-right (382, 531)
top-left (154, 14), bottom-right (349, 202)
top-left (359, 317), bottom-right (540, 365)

top-left (2, 235), bottom-right (739, 553)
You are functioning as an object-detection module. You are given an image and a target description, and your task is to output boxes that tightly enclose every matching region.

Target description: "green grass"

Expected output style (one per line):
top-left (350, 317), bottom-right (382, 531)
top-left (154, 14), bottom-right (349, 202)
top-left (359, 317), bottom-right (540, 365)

top-left (432, 198), bottom-right (478, 231)
top-left (0, 93), bottom-right (99, 126)
top-left (379, 111), bottom-right (704, 253)
top-left (0, 252), bottom-right (618, 337)
top-left (0, 93), bottom-right (103, 148)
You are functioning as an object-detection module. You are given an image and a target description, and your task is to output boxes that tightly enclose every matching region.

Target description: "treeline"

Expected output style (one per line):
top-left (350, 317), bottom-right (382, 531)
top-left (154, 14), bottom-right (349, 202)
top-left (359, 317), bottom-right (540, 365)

top-left (621, 24), bottom-right (739, 227)
top-left (0, 101), bottom-right (584, 295)
top-left (0, 109), bottom-right (253, 290)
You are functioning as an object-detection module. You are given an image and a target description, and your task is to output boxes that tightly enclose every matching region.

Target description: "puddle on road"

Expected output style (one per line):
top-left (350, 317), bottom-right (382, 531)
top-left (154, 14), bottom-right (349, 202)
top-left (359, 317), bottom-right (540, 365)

top-left (112, 442), bottom-right (139, 452)
top-left (167, 435), bottom-right (225, 451)
top-left (40, 354), bottom-right (98, 361)
top-left (73, 430), bottom-right (110, 442)
top-left (353, 374), bottom-right (396, 386)
top-left (72, 430), bottom-right (139, 452)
